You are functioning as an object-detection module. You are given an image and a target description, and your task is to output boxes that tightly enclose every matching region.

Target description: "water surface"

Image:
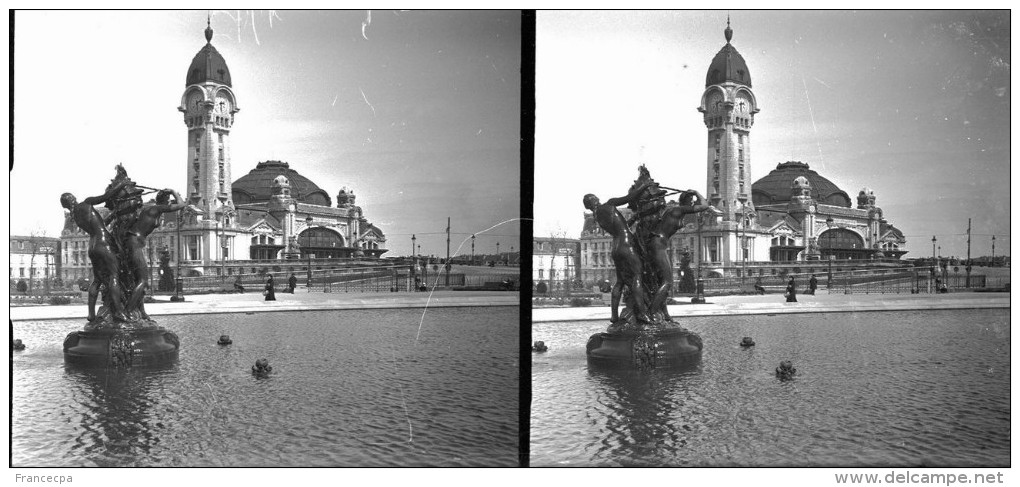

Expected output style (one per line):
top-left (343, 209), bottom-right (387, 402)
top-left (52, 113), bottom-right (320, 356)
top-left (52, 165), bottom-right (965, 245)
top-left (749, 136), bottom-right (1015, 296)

top-left (13, 306), bottom-right (519, 467)
top-left (531, 309), bottom-right (1009, 467)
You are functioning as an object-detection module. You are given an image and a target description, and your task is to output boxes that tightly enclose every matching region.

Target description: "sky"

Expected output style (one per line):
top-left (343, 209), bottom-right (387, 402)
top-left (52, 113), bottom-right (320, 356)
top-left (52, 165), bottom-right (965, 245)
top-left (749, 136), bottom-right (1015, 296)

top-left (11, 10), bottom-right (521, 258)
top-left (535, 10), bottom-right (1010, 259)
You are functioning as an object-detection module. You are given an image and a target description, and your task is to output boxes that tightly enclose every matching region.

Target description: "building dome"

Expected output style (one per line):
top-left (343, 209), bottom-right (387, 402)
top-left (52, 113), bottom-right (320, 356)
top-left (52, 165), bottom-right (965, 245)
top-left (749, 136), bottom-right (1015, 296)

top-left (751, 161), bottom-right (852, 207)
top-left (186, 22), bottom-right (232, 87)
top-left (232, 160), bottom-right (332, 206)
top-left (706, 20), bottom-right (751, 87)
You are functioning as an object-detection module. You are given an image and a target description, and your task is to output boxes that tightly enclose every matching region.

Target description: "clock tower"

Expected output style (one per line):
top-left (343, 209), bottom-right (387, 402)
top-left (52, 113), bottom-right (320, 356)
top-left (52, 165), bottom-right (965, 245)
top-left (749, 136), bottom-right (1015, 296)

top-left (698, 18), bottom-right (758, 223)
top-left (695, 18), bottom-right (761, 270)
top-left (179, 18), bottom-right (238, 218)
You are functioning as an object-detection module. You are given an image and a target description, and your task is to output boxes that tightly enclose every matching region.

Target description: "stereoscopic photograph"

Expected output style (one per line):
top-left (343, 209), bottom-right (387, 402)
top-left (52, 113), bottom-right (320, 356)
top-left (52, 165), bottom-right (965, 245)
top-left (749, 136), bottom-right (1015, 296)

top-left (10, 10), bottom-right (521, 468)
top-left (531, 10), bottom-right (1009, 469)
top-left (7, 7), bottom-right (1013, 481)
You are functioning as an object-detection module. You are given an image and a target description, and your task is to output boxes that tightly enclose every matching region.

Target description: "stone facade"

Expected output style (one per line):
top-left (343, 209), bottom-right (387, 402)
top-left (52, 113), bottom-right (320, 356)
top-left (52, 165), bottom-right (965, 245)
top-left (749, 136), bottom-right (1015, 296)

top-left (10, 235), bottom-right (59, 286)
top-left (533, 237), bottom-right (579, 291)
top-left (59, 21), bottom-right (386, 281)
top-left (577, 20), bottom-right (908, 285)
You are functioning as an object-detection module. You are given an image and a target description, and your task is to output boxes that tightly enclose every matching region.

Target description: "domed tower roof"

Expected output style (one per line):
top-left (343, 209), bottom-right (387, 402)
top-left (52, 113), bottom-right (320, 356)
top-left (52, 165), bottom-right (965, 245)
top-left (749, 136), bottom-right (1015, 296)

top-left (186, 18), bottom-right (232, 87)
top-left (751, 161), bottom-right (852, 207)
top-left (706, 17), bottom-right (751, 87)
top-left (232, 160), bottom-right (333, 206)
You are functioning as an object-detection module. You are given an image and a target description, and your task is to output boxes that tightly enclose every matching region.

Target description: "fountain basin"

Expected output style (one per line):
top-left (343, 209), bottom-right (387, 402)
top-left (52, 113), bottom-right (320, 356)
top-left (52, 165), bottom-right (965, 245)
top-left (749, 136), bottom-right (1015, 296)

top-left (63, 325), bottom-right (180, 367)
top-left (586, 326), bottom-right (702, 369)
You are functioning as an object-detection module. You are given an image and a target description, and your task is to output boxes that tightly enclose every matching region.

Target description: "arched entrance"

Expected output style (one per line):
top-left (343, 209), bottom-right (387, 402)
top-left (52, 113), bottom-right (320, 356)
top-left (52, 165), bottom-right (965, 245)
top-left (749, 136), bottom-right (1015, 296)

top-left (298, 227), bottom-right (347, 259)
top-left (818, 228), bottom-right (868, 260)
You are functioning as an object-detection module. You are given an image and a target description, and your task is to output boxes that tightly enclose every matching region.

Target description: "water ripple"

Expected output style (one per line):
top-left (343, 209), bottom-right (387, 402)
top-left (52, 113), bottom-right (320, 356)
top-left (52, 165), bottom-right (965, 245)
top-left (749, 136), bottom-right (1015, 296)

top-left (532, 309), bottom-right (1009, 467)
top-left (13, 306), bottom-right (519, 467)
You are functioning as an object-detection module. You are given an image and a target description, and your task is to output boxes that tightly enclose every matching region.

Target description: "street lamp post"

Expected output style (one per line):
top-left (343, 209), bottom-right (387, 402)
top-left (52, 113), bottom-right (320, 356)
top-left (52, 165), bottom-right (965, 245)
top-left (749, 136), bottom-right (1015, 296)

top-left (44, 252), bottom-right (50, 293)
top-left (219, 210), bottom-right (233, 279)
top-left (471, 234), bottom-right (475, 265)
top-left (931, 235), bottom-right (937, 292)
top-left (171, 207), bottom-right (192, 302)
top-left (692, 211), bottom-right (706, 304)
top-left (496, 241), bottom-right (500, 265)
top-left (306, 216), bottom-right (314, 289)
top-left (411, 234), bottom-right (417, 288)
top-left (826, 217), bottom-right (835, 289)
top-left (739, 206), bottom-right (750, 288)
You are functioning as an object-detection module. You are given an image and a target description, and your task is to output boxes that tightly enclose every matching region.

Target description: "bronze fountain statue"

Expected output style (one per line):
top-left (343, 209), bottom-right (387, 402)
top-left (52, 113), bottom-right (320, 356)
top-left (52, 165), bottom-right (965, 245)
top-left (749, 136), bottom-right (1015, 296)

top-left (583, 165), bottom-right (710, 368)
top-left (60, 165), bottom-right (183, 366)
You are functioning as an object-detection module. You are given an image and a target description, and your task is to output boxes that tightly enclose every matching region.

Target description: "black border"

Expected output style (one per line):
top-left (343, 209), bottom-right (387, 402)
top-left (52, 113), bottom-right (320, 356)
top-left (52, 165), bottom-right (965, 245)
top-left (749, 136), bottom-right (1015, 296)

top-left (517, 9), bottom-right (535, 468)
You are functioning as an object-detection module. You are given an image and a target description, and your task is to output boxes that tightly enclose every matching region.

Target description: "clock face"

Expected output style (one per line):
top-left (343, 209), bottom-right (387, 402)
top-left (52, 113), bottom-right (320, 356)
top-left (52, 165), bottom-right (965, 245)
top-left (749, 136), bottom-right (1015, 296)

top-left (187, 92), bottom-right (203, 112)
top-left (215, 94), bottom-right (233, 114)
top-left (706, 92), bottom-right (723, 114)
top-left (735, 94), bottom-right (752, 115)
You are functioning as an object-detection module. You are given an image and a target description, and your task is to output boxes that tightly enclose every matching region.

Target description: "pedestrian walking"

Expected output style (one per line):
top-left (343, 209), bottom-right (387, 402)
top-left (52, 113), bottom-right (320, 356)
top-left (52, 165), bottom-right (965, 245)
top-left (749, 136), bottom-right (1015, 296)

top-left (264, 275), bottom-right (277, 301)
top-left (785, 277), bottom-right (798, 302)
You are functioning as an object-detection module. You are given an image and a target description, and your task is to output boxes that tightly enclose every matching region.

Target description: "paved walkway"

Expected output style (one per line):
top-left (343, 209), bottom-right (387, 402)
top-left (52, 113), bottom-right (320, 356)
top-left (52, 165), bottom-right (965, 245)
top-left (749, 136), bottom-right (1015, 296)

top-left (533, 292), bottom-right (1010, 322)
top-left (9, 290), bottom-right (1009, 323)
top-left (10, 290), bottom-right (521, 321)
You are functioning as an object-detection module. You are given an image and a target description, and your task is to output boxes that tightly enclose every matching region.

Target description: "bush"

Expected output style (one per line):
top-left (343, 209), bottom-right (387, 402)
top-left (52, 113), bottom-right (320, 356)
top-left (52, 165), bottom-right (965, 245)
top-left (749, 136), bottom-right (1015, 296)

top-left (48, 296), bottom-right (72, 305)
top-left (569, 297), bottom-right (591, 307)
top-left (17, 280), bottom-right (28, 293)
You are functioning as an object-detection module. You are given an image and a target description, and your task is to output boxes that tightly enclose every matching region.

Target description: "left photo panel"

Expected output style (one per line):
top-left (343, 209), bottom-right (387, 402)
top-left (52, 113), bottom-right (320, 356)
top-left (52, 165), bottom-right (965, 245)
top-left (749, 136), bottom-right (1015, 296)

top-left (10, 10), bottom-right (523, 467)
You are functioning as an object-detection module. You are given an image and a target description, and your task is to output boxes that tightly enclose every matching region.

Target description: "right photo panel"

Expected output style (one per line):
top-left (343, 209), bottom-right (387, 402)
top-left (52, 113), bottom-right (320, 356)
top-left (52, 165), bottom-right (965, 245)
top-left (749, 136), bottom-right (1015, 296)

top-left (531, 10), bottom-right (1010, 472)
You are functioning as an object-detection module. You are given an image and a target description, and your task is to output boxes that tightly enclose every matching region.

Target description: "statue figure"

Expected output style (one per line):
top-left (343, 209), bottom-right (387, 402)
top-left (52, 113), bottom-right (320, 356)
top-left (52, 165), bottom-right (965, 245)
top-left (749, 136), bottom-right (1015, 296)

top-left (676, 248), bottom-right (695, 293)
top-left (626, 165), bottom-right (668, 234)
top-left (583, 165), bottom-right (709, 368)
top-left (61, 164), bottom-right (183, 367)
top-left (122, 189), bottom-right (187, 319)
top-left (103, 165), bottom-right (145, 237)
top-left (583, 191), bottom-right (652, 324)
top-left (61, 166), bottom-right (184, 324)
top-left (643, 190), bottom-right (709, 321)
top-left (158, 247), bottom-right (175, 292)
top-left (61, 185), bottom-right (131, 323)
top-left (583, 165), bottom-right (717, 329)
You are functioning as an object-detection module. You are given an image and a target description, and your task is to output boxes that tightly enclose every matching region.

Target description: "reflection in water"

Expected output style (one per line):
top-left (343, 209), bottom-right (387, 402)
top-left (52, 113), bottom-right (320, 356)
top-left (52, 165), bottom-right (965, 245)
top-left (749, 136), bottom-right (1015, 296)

top-left (532, 309), bottom-right (1010, 467)
top-left (64, 363), bottom-right (177, 466)
top-left (585, 365), bottom-right (700, 466)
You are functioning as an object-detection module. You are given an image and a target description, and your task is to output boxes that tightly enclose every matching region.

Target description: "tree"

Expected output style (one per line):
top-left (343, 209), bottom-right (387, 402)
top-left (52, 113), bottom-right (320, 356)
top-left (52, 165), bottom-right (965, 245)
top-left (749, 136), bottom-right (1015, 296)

top-left (546, 231), bottom-right (572, 292)
top-left (25, 230), bottom-right (53, 294)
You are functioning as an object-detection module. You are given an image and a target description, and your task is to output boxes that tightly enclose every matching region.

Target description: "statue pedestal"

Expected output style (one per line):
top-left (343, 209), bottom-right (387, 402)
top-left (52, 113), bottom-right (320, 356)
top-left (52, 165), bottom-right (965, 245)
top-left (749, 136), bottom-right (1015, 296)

top-left (64, 324), bottom-right (180, 367)
top-left (586, 325), bottom-right (702, 369)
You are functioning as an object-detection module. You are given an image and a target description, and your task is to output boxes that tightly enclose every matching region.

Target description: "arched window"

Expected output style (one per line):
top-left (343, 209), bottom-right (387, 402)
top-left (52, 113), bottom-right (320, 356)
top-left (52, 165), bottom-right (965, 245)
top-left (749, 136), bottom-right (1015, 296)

top-left (818, 228), bottom-right (868, 259)
top-left (818, 229), bottom-right (864, 250)
top-left (298, 228), bottom-right (345, 258)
